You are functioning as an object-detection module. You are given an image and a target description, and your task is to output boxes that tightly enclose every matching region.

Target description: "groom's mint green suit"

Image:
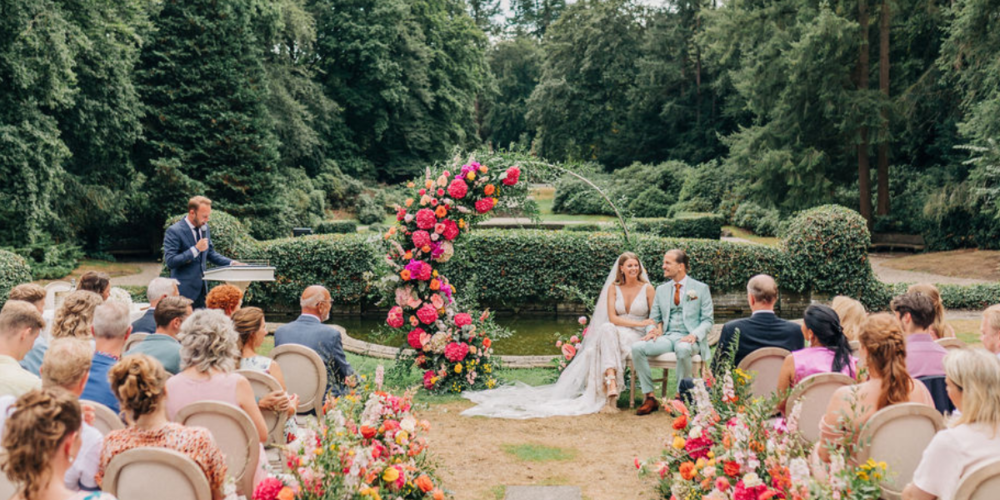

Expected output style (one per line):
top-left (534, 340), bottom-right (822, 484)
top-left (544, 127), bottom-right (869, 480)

top-left (631, 277), bottom-right (713, 393)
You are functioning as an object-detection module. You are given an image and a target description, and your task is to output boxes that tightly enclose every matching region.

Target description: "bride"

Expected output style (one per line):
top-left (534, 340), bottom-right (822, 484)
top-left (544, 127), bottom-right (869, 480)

top-left (462, 252), bottom-right (654, 418)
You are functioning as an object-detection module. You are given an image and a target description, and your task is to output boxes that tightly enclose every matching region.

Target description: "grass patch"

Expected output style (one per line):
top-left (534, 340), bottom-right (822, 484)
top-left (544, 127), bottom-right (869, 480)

top-left (501, 444), bottom-right (577, 462)
top-left (35, 259), bottom-right (143, 285)
top-left (723, 225), bottom-right (781, 247)
top-left (952, 319), bottom-right (982, 347)
top-left (490, 486), bottom-right (505, 500)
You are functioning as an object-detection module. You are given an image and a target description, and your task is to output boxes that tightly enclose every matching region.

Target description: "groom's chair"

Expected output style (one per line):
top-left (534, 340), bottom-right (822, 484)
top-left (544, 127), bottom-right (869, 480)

top-left (626, 352), bottom-right (705, 408)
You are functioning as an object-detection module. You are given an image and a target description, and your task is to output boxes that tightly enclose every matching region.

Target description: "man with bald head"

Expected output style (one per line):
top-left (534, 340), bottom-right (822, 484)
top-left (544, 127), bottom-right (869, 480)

top-left (713, 274), bottom-right (804, 371)
top-left (274, 286), bottom-right (355, 398)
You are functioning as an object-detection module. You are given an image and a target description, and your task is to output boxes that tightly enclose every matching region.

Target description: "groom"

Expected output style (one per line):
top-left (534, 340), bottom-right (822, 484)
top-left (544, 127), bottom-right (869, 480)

top-left (632, 249), bottom-right (713, 415)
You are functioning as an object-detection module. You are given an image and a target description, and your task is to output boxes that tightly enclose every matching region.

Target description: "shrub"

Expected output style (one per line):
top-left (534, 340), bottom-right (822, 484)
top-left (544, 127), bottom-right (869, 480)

top-left (552, 161), bottom-right (687, 216)
top-left (356, 194), bottom-right (386, 225)
top-left (4, 240), bottom-right (82, 280)
top-left (0, 249), bottom-right (32, 307)
top-left (315, 221), bottom-right (359, 234)
top-left (552, 175), bottom-right (615, 216)
top-left (676, 159), bottom-right (735, 212)
top-left (163, 211), bottom-right (256, 259)
top-left (314, 159), bottom-right (365, 209)
top-left (628, 187), bottom-right (676, 218)
top-left (563, 223), bottom-right (604, 232)
top-left (733, 202), bottom-right (781, 237)
top-left (633, 215), bottom-right (724, 240)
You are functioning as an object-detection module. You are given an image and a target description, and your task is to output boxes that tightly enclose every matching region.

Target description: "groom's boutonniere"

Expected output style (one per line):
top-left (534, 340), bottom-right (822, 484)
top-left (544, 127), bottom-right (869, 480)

top-left (686, 290), bottom-right (698, 301)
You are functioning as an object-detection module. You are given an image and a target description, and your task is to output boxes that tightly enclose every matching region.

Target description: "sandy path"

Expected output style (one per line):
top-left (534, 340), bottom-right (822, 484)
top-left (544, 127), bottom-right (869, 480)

top-left (869, 253), bottom-right (991, 285)
top-left (415, 401), bottom-right (667, 500)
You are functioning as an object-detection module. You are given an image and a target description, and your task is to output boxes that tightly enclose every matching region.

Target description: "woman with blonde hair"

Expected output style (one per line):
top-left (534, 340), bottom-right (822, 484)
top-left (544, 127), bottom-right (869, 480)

top-left (1, 388), bottom-right (117, 500)
top-left (904, 349), bottom-right (1000, 500)
top-left (813, 313), bottom-right (934, 465)
top-left (233, 307), bottom-right (298, 438)
top-left (830, 295), bottom-right (866, 341)
top-left (98, 354), bottom-right (228, 500)
top-left (51, 291), bottom-right (104, 340)
top-left (907, 283), bottom-right (955, 339)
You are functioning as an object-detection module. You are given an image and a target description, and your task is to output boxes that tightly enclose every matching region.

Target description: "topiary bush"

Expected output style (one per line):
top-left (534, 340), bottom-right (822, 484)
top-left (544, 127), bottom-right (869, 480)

top-left (628, 187), bottom-right (676, 218)
top-left (0, 249), bottom-right (32, 308)
top-left (356, 194), bottom-right (386, 225)
top-left (733, 202), bottom-right (781, 237)
top-left (4, 240), bottom-right (82, 280)
top-left (315, 221), bottom-right (359, 234)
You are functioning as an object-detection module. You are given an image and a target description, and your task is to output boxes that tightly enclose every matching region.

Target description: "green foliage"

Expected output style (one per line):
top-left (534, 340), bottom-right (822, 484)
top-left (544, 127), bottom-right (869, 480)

top-left (633, 216), bottom-right (724, 240)
top-left (163, 212), bottom-right (256, 259)
top-left (628, 187), bottom-right (676, 218)
top-left (315, 221), bottom-right (359, 235)
top-left (4, 241), bottom-right (83, 280)
top-left (939, 0), bottom-right (1000, 145)
top-left (552, 161), bottom-right (686, 215)
top-left (733, 203), bottom-right (781, 237)
top-left (482, 36), bottom-right (542, 149)
top-left (356, 195), bottom-right (387, 226)
top-left (508, 0), bottom-right (565, 37)
top-left (0, 249), bottom-right (33, 308)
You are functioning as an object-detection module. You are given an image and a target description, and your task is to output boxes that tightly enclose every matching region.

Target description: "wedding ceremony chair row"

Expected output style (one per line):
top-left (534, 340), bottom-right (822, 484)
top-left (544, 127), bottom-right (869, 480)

top-left (737, 347), bottom-right (792, 399)
top-left (953, 458), bottom-right (1000, 500)
top-left (269, 343), bottom-right (327, 415)
top-left (936, 337), bottom-right (967, 351)
top-left (855, 403), bottom-right (945, 500)
top-left (785, 372), bottom-right (856, 443)
top-left (175, 401), bottom-right (259, 497)
top-left (123, 332), bottom-right (149, 353)
top-left (83, 399), bottom-right (126, 435)
top-left (102, 447), bottom-right (212, 500)
top-left (237, 369), bottom-right (288, 446)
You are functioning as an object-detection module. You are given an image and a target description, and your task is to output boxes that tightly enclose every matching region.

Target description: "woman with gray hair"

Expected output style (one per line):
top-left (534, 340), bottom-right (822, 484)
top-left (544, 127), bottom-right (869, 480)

top-left (162, 309), bottom-right (268, 486)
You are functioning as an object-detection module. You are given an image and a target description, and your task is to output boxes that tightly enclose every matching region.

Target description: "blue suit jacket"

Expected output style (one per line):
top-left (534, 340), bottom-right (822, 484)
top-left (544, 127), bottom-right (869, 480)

top-left (274, 315), bottom-right (354, 397)
top-left (131, 308), bottom-right (156, 334)
top-left (163, 219), bottom-right (232, 300)
top-left (712, 312), bottom-right (804, 372)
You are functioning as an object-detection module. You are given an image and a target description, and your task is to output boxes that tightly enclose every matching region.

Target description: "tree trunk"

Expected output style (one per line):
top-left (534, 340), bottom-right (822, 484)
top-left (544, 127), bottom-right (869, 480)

top-left (857, 0), bottom-right (873, 226)
top-left (696, 11), bottom-right (702, 127)
top-left (876, 0), bottom-right (891, 216)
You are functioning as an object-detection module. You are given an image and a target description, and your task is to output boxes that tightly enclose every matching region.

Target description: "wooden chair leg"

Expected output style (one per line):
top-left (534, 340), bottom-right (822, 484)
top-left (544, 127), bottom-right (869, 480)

top-left (629, 361), bottom-right (637, 409)
top-left (660, 368), bottom-right (669, 398)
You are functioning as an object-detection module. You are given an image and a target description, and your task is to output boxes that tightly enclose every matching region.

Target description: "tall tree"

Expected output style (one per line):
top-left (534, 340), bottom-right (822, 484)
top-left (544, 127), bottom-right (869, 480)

top-left (857, 0), bottom-right (874, 224)
top-left (509, 0), bottom-right (566, 37)
top-left (482, 36), bottom-right (542, 149)
top-left (876, 0), bottom-right (891, 215)
top-left (136, 0), bottom-right (283, 238)
top-left (467, 0), bottom-right (501, 34)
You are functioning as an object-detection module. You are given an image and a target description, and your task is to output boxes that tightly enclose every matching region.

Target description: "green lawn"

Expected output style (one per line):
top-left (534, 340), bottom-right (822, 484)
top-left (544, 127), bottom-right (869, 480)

top-left (723, 225), bottom-right (781, 247)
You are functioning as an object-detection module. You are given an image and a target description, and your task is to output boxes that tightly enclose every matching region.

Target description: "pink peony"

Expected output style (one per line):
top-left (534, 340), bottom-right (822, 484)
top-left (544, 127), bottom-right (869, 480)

top-left (430, 294), bottom-right (445, 310)
top-left (253, 477), bottom-right (284, 500)
top-left (578, 316), bottom-right (588, 325)
top-left (561, 343), bottom-right (577, 360)
top-left (444, 342), bottom-right (470, 362)
top-left (415, 208), bottom-right (437, 229)
top-left (569, 335), bottom-right (579, 344)
top-left (434, 223), bottom-right (446, 234)
top-left (441, 219), bottom-right (460, 240)
top-left (422, 370), bottom-right (436, 389)
top-left (503, 166), bottom-right (521, 186)
top-left (408, 328), bottom-right (426, 349)
top-left (412, 230), bottom-right (431, 248)
top-left (416, 304), bottom-right (439, 325)
top-left (387, 306), bottom-right (404, 329)
top-left (474, 198), bottom-right (495, 214)
top-left (405, 259), bottom-right (433, 281)
top-left (447, 179), bottom-right (469, 199)
top-left (454, 313), bottom-right (473, 327)
top-left (394, 287), bottom-right (414, 308)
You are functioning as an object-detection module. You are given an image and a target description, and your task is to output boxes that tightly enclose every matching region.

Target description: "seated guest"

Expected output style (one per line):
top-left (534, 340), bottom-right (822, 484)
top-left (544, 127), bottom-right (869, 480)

top-left (22, 291), bottom-right (103, 375)
top-left (713, 274), bottom-right (804, 370)
top-left (98, 355), bottom-right (227, 500)
top-left (776, 304), bottom-right (857, 413)
top-left (131, 277), bottom-right (179, 334)
top-left (205, 284), bottom-right (242, 317)
top-left (0, 301), bottom-right (44, 397)
top-left (8, 284), bottom-right (46, 314)
top-left (234, 307), bottom-right (298, 437)
top-left (814, 313), bottom-right (934, 465)
top-left (830, 295), bottom-right (866, 341)
top-left (274, 285), bottom-right (355, 397)
top-left (980, 304), bottom-right (1000, 359)
top-left (125, 296), bottom-right (192, 375)
top-left (38, 338), bottom-right (103, 492)
top-left (81, 302), bottom-right (131, 414)
top-left (77, 271), bottom-right (111, 302)
top-left (164, 309), bottom-right (267, 485)
top-left (908, 283), bottom-right (955, 339)
top-left (904, 349), bottom-right (1000, 500)
top-left (1, 388), bottom-right (117, 500)
top-left (892, 292), bottom-right (947, 378)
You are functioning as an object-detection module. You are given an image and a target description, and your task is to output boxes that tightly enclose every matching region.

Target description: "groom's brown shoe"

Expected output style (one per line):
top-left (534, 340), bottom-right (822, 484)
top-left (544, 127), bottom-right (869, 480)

top-left (635, 396), bottom-right (659, 416)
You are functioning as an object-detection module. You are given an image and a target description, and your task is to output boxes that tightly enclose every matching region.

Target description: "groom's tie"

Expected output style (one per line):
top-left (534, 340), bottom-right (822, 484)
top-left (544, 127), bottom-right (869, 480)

top-left (673, 283), bottom-right (682, 306)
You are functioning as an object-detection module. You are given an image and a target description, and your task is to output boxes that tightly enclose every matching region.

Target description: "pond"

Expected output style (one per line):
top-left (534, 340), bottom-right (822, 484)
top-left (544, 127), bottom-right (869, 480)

top-left (271, 312), bottom-right (757, 356)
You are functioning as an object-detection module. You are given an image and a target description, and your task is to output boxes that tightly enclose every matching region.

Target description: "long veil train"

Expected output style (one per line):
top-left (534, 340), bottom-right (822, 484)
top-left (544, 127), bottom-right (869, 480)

top-left (461, 256), bottom-right (650, 419)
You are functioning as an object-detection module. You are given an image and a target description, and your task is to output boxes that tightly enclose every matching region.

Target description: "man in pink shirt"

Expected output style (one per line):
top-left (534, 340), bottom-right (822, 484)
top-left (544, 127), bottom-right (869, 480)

top-left (891, 292), bottom-right (947, 378)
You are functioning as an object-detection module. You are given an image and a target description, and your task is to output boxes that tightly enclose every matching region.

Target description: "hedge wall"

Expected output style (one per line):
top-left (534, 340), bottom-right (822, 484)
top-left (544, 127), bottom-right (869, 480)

top-left (0, 249), bottom-right (33, 308)
top-left (633, 215), bottom-right (724, 240)
top-left (314, 221), bottom-right (359, 234)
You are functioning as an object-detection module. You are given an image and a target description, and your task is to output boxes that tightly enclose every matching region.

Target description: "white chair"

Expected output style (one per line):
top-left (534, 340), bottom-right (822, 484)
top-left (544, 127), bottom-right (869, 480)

top-left (175, 401), bottom-right (259, 497)
top-left (103, 447), bottom-right (212, 500)
top-left (737, 347), bottom-right (791, 399)
top-left (237, 369), bottom-right (288, 446)
top-left (856, 403), bottom-right (945, 500)
top-left (627, 352), bottom-right (705, 408)
top-left (785, 373), bottom-right (855, 443)
top-left (82, 399), bottom-right (125, 435)
top-left (936, 337), bottom-right (967, 352)
top-left (269, 344), bottom-right (327, 415)
top-left (44, 281), bottom-right (73, 311)
top-left (954, 457), bottom-right (1000, 500)
top-left (123, 332), bottom-right (149, 353)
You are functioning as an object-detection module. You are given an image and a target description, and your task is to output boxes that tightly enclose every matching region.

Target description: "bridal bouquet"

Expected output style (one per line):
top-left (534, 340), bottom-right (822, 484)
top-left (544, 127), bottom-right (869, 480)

top-left (381, 158), bottom-right (529, 393)
top-left (256, 379), bottom-right (446, 500)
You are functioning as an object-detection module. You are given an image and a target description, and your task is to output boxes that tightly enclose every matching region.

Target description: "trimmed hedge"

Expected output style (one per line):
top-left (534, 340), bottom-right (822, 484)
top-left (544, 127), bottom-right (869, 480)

top-left (315, 220), bottom-right (359, 234)
top-left (633, 216), bottom-right (724, 240)
top-left (885, 282), bottom-right (1000, 311)
top-left (164, 211), bottom-right (256, 259)
top-left (0, 249), bottom-right (33, 308)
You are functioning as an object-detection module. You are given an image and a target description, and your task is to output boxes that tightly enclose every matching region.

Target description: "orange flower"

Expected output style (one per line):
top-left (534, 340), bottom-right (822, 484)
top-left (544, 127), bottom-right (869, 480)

top-left (482, 338), bottom-right (491, 349)
top-left (277, 487), bottom-right (295, 500)
top-left (404, 251), bottom-right (413, 260)
top-left (405, 198), bottom-right (414, 207)
top-left (435, 205), bottom-right (448, 218)
top-left (484, 184), bottom-right (496, 195)
top-left (700, 478), bottom-right (712, 491)
top-left (679, 462), bottom-right (697, 481)
top-left (415, 475), bottom-right (434, 493)
top-left (421, 245), bottom-right (431, 253)
top-left (672, 415), bottom-right (688, 430)
top-left (430, 279), bottom-right (441, 290)
top-left (400, 270), bottom-right (411, 281)
top-left (432, 489), bottom-right (444, 500)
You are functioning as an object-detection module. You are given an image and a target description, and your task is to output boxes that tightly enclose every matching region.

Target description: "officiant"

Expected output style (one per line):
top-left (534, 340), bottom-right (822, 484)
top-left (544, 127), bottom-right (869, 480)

top-left (163, 196), bottom-right (243, 308)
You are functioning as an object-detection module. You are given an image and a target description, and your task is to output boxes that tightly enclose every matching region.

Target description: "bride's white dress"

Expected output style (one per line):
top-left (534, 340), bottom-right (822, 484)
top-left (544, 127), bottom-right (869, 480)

top-left (461, 260), bottom-right (650, 419)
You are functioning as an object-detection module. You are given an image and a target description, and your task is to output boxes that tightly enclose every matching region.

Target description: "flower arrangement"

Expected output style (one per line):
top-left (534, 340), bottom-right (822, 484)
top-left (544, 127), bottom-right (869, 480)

top-left (256, 373), bottom-right (446, 500)
top-left (551, 316), bottom-right (589, 373)
top-left (381, 158), bottom-right (529, 393)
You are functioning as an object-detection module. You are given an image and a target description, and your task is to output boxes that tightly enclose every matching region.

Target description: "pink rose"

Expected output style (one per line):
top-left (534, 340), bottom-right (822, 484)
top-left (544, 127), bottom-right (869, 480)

top-left (503, 166), bottom-right (520, 186)
top-left (412, 230), bottom-right (431, 248)
top-left (578, 316), bottom-right (587, 325)
top-left (441, 219), bottom-right (460, 240)
top-left (430, 294), bottom-right (445, 310)
top-left (394, 287), bottom-right (414, 308)
top-left (253, 477), bottom-right (284, 500)
top-left (396, 208), bottom-right (406, 221)
top-left (408, 328), bottom-right (426, 349)
top-left (422, 370), bottom-right (436, 389)
top-left (555, 340), bottom-right (563, 347)
top-left (561, 343), bottom-right (576, 361)
top-left (447, 179), bottom-right (469, 199)
top-left (474, 198), bottom-right (495, 214)
top-left (434, 223), bottom-right (446, 234)
top-left (444, 342), bottom-right (470, 362)
top-left (569, 335), bottom-right (579, 344)
top-left (454, 313), bottom-right (473, 327)
top-left (387, 306), bottom-right (404, 329)
top-left (416, 304), bottom-right (438, 325)
top-left (419, 331), bottom-right (432, 349)
top-left (436, 188), bottom-right (445, 197)
top-left (415, 208), bottom-right (437, 230)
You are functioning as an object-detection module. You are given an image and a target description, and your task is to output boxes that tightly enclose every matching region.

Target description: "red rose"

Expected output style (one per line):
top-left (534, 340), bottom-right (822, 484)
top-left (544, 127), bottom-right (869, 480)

top-left (447, 179), bottom-right (468, 199)
top-left (416, 208), bottom-right (437, 230)
top-left (454, 313), bottom-right (473, 327)
top-left (724, 461), bottom-right (740, 477)
top-left (412, 230), bottom-right (431, 249)
top-left (422, 370), bottom-right (436, 389)
top-left (474, 198), bottom-right (495, 214)
top-left (408, 328), bottom-right (426, 349)
top-left (416, 304), bottom-right (438, 325)
top-left (503, 166), bottom-right (520, 186)
top-left (396, 208), bottom-right (406, 221)
top-left (361, 425), bottom-right (377, 439)
top-left (441, 219), bottom-right (460, 240)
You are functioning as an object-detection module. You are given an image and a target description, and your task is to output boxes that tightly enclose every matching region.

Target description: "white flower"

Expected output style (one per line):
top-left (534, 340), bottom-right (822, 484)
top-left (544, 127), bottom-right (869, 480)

top-left (789, 458), bottom-right (811, 486)
top-left (686, 290), bottom-right (698, 300)
top-left (741, 472), bottom-right (763, 488)
top-left (109, 287), bottom-right (134, 309)
top-left (688, 426), bottom-right (703, 439)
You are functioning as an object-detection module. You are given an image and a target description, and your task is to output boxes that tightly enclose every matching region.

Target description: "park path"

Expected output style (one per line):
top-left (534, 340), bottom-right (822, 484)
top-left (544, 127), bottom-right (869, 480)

top-left (868, 253), bottom-right (990, 286)
top-left (110, 262), bottom-right (163, 287)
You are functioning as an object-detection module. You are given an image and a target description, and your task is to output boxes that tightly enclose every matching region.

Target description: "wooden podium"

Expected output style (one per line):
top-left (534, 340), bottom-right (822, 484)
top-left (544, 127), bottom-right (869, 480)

top-left (203, 263), bottom-right (275, 294)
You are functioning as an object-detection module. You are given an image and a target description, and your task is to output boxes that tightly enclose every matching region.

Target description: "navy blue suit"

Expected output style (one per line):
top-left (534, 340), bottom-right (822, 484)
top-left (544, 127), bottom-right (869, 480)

top-left (131, 308), bottom-right (156, 334)
top-left (163, 219), bottom-right (232, 305)
top-left (274, 315), bottom-right (354, 397)
top-left (713, 311), bottom-right (804, 372)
